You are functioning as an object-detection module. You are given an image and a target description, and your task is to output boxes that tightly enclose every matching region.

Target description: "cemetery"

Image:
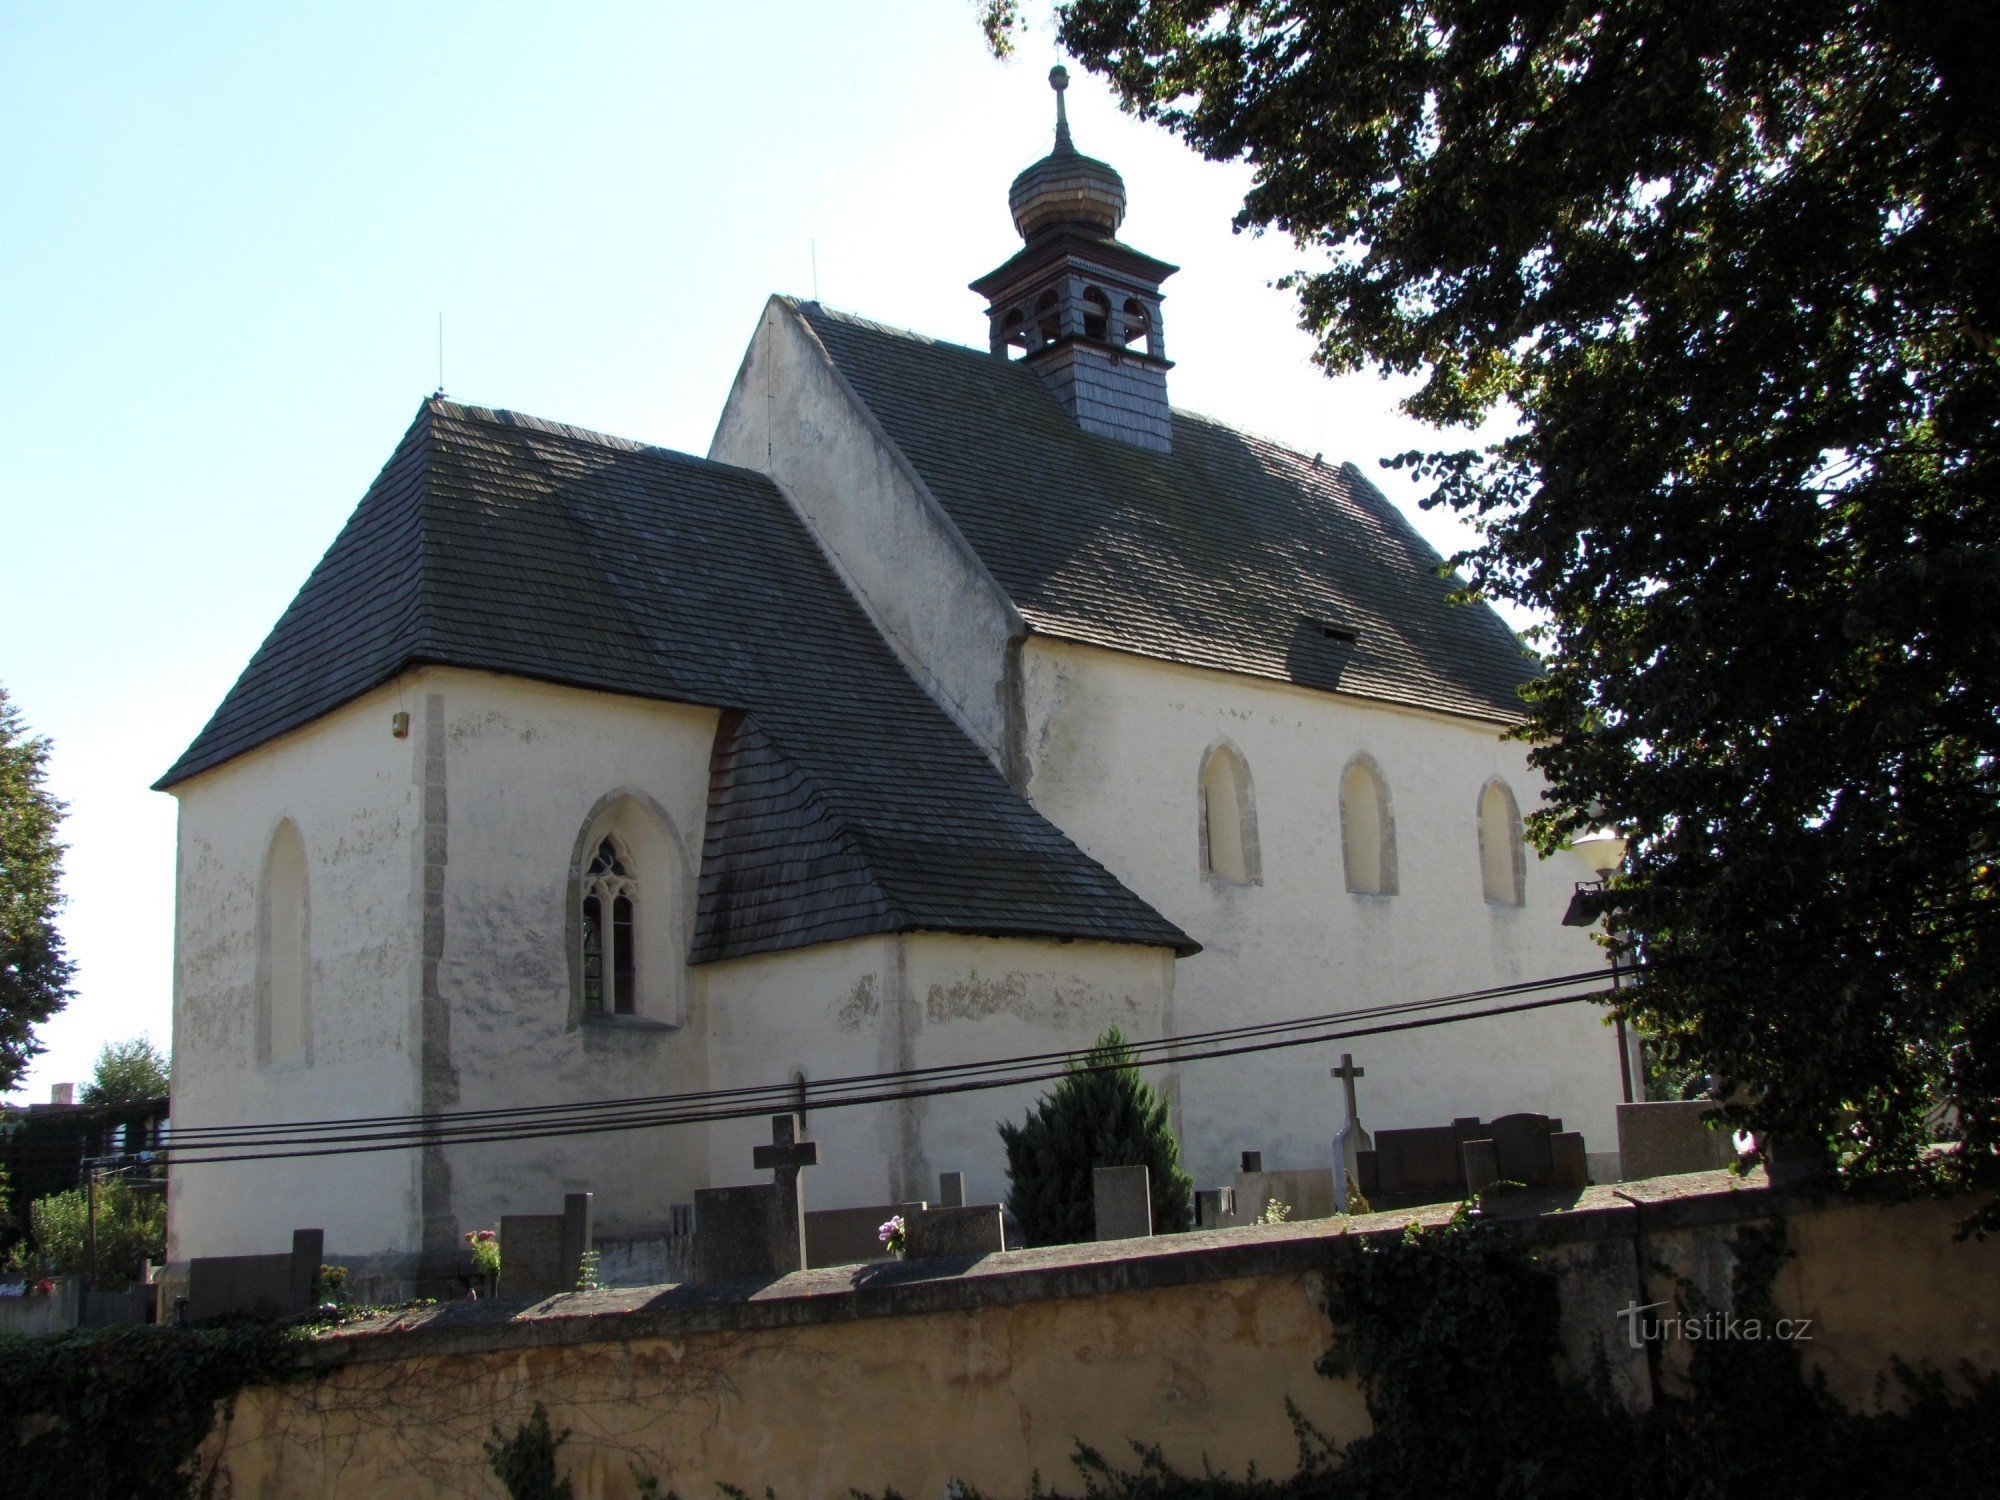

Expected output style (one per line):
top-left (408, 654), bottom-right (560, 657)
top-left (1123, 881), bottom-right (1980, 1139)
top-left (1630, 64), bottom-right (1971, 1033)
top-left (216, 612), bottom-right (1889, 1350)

top-left (147, 1048), bottom-right (1756, 1325)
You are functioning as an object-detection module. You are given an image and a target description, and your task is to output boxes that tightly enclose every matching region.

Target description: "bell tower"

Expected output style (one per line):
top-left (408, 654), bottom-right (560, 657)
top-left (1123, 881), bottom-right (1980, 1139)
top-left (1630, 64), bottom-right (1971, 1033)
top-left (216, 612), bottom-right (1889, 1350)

top-left (971, 67), bottom-right (1178, 454)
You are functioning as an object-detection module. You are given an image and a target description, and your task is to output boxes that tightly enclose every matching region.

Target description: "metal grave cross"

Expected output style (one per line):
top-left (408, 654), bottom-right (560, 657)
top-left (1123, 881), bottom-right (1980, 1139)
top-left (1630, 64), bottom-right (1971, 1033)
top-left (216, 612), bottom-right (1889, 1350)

top-left (752, 1112), bottom-right (819, 1273)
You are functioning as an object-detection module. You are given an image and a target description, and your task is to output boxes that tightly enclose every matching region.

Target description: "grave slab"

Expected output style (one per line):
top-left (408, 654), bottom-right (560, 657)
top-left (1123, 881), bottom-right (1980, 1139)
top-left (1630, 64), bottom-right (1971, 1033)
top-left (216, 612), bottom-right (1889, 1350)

top-left (1093, 1165), bottom-right (1152, 1241)
top-left (805, 1201), bottom-right (926, 1269)
top-left (1618, 1100), bottom-right (1737, 1180)
top-left (498, 1196), bottom-right (593, 1301)
top-left (693, 1184), bottom-right (782, 1283)
top-left (907, 1205), bottom-right (1006, 1259)
top-left (186, 1228), bottom-right (323, 1322)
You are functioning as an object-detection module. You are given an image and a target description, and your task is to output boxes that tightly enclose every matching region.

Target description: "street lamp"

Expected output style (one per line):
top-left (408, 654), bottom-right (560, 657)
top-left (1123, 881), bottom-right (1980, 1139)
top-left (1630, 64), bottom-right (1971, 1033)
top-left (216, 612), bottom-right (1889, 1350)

top-left (1563, 827), bottom-right (1642, 1103)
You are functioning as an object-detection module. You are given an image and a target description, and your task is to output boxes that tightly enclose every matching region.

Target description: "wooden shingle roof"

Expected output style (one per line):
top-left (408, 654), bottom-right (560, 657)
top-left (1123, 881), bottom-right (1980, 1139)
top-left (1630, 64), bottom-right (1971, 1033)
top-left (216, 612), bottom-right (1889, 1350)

top-left (158, 399), bottom-right (1193, 964)
top-left (792, 299), bottom-right (1536, 724)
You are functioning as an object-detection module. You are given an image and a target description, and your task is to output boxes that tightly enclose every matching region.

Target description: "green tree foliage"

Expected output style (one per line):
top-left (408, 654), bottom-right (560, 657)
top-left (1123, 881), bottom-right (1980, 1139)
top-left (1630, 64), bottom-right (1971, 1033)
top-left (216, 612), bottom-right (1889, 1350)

top-left (9, 1176), bottom-right (167, 1286)
top-left (1000, 1027), bottom-right (1193, 1244)
top-left (0, 685), bottom-right (74, 1092)
top-left (81, 1036), bottom-right (171, 1105)
top-left (1042, 0), bottom-right (2000, 1222)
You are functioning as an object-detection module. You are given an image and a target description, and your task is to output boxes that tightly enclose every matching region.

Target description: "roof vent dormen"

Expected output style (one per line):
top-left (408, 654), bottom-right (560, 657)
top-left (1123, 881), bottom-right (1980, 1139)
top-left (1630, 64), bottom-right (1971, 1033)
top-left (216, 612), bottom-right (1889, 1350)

top-left (970, 65), bottom-right (1179, 454)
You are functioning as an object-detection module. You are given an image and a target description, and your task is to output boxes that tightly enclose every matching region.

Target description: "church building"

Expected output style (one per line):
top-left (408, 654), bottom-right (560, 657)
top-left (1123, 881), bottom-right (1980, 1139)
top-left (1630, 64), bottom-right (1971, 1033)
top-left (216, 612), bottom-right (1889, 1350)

top-left (161, 71), bottom-right (1623, 1277)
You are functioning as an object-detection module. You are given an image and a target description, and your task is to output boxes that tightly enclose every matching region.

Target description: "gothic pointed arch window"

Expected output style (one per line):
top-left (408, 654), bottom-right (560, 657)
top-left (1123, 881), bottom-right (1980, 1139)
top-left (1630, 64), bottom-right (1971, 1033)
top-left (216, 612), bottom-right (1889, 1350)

top-left (581, 836), bottom-right (639, 1015)
top-left (1340, 755), bottom-right (1398, 896)
top-left (1198, 740), bottom-right (1261, 885)
top-left (569, 792), bottom-right (692, 1028)
top-left (1479, 779), bottom-right (1527, 907)
top-left (257, 818), bottom-right (311, 1068)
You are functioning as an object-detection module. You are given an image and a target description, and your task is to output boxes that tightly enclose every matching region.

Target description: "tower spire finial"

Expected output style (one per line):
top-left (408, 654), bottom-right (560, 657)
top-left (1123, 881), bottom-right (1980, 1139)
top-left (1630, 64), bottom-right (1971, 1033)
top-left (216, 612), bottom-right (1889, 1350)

top-left (1050, 64), bottom-right (1073, 151)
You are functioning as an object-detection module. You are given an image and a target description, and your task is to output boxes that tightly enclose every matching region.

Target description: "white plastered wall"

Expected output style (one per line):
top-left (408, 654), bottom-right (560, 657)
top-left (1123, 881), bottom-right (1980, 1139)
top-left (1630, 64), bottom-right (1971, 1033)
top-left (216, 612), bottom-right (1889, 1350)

top-left (423, 670), bottom-right (719, 1243)
top-left (708, 299), bottom-right (1025, 776)
top-left (1018, 638), bottom-right (1623, 1187)
top-left (168, 679), bottom-right (426, 1260)
top-left (700, 932), bottom-right (1175, 1214)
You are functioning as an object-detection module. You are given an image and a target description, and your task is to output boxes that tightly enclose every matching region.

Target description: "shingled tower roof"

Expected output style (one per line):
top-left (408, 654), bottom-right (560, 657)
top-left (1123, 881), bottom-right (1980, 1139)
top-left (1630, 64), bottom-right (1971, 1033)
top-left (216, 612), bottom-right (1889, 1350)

top-left (158, 399), bottom-right (1194, 964)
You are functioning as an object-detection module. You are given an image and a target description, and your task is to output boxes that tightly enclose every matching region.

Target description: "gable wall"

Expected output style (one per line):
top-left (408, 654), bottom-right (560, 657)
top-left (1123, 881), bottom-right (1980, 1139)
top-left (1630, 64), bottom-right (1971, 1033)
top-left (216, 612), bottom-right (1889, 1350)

top-left (1018, 637), bottom-right (1623, 1187)
top-left (167, 679), bottom-right (428, 1261)
top-left (709, 301), bottom-right (1025, 780)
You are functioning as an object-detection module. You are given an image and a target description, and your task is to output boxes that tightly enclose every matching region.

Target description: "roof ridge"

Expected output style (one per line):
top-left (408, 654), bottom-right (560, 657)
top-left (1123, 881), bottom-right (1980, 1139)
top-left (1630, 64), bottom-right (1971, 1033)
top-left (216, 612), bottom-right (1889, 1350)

top-left (787, 299), bottom-right (1376, 472)
top-left (423, 396), bottom-right (778, 485)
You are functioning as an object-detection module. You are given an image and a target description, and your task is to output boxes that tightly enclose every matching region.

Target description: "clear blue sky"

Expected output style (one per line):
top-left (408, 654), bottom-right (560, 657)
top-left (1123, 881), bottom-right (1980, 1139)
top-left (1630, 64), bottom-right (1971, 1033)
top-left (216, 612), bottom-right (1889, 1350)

top-left (0, 1), bottom-right (1504, 1104)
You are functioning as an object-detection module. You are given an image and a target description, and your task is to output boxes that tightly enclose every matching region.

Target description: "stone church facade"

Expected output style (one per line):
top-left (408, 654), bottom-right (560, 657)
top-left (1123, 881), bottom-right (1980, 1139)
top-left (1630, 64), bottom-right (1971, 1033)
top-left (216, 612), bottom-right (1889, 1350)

top-left (162, 73), bottom-right (1620, 1274)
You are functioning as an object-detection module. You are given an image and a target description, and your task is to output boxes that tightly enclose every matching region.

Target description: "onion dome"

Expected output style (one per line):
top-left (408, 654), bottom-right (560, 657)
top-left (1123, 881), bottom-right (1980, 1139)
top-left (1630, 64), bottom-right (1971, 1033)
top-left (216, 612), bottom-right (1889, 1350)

top-left (1008, 65), bottom-right (1126, 240)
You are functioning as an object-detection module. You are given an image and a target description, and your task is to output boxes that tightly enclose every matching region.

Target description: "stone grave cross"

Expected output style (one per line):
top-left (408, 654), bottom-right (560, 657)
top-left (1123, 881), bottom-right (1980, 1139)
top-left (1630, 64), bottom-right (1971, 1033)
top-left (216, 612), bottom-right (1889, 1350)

top-left (752, 1112), bottom-right (819, 1274)
top-left (1331, 1053), bottom-right (1374, 1202)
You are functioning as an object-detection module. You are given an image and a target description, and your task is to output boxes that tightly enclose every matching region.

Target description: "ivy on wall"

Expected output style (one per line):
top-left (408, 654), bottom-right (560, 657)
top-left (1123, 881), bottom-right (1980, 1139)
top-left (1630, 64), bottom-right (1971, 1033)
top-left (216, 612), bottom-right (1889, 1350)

top-left (0, 1322), bottom-right (300, 1500)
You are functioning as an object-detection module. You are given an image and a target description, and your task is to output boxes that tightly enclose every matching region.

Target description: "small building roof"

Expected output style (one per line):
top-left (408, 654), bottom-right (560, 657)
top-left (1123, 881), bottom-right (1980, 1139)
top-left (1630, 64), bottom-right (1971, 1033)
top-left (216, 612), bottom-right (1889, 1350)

top-left (789, 299), bottom-right (1537, 725)
top-left (158, 399), bottom-right (1194, 964)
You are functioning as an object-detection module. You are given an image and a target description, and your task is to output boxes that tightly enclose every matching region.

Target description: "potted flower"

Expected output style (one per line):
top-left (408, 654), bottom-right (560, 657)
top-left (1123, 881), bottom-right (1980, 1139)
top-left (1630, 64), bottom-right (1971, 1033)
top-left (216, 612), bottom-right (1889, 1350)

top-left (877, 1215), bottom-right (906, 1259)
top-left (465, 1228), bottom-right (501, 1296)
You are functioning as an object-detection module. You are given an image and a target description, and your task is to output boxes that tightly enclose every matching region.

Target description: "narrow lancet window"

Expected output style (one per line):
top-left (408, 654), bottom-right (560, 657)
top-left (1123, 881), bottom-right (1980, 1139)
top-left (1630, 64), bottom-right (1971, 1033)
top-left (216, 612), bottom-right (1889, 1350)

top-left (1479, 780), bottom-right (1526, 906)
top-left (1199, 741), bottom-right (1261, 885)
top-left (257, 819), bottom-right (311, 1067)
top-left (1341, 756), bottom-right (1398, 895)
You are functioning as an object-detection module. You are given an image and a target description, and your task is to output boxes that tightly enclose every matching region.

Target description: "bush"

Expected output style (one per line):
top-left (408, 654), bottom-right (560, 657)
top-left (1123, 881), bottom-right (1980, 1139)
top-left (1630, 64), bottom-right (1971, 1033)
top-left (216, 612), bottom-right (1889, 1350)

top-left (1000, 1027), bottom-right (1193, 1246)
top-left (9, 1177), bottom-right (165, 1287)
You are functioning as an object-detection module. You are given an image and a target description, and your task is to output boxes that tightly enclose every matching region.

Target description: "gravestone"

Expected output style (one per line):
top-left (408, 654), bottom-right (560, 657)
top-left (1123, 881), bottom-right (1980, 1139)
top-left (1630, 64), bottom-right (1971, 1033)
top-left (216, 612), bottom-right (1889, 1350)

top-left (1232, 1164), bottom-right (1338, 1223)
top-left (694, 1185), bottom-right (782, 1282)
top-left (498, 1192), bottom-right (594, 1301)
top-left (1357, 1117), bottom-right (1486, 1208)
top-left (907, 1204), bottom-right (1006, 1258)
top-left (186, 1228), bottom-right (324, 1322)
top-left (1617, 1100), bottom-right (1737, 1180)
top-left (752, 1113), bottom-right (819, 1275)
top-left (805, 1201), bottom-right (926, 1269)
top-left (1330, 1053), bottom-right (1374, 1186)
top-left (693, 1114), bottom-right (819, 1283)
top-left (937, 1171), bottom-right (966, 1209)
top-left (1093, 1164), bottom-right (1152, 1240)
top-left (1194, 1187), bottom-right (1236, 1228)
top-left (1460, 1115), bottom-right (1590, 1197)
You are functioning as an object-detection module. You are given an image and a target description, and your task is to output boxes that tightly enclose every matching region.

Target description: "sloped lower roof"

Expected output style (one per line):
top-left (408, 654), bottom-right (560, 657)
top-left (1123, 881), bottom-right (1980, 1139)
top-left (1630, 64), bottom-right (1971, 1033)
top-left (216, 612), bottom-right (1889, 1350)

top-left (159, 399), bottom-right (1193, 963)
top-left (791, 299), bottom-right (1535, 723)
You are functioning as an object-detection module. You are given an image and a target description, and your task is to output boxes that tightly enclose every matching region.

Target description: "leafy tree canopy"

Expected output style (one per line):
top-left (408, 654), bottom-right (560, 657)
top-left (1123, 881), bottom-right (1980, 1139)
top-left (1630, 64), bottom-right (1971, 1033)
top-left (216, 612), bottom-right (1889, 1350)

top-left (82, 1037), bottom-right (170, 1106)
top-left (1001, 1027), bottom-right (1194, 1244)
top-left (0, 686), bottom-right (73, 1093)
top-left (994, 1), bottom-right (2000, 1219)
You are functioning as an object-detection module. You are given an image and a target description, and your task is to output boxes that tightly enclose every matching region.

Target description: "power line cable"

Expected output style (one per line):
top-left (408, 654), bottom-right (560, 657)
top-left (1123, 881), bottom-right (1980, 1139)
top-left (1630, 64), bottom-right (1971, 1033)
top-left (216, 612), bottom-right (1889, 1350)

top-left (158, 961), bottom-right (1638, 1151)
top-left (164, 986), bottom-right (1611, 1166)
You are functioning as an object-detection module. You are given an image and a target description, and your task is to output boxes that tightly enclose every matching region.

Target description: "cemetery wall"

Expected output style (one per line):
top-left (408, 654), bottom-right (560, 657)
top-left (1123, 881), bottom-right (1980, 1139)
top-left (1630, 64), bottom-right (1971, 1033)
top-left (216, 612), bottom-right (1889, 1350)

top-left (1018, 637), bottom-right (1625, 1189)
top-left (197, 1171), bottom-right (2000, 1498)
top-left (169, 678), bottom-right (427, 1262)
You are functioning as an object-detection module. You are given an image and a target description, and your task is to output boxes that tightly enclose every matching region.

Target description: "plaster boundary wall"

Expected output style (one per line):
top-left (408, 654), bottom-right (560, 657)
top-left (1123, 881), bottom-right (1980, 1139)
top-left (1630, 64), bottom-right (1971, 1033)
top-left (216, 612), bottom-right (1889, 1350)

top-left (301, 1168), bottom-right (1839, 1370)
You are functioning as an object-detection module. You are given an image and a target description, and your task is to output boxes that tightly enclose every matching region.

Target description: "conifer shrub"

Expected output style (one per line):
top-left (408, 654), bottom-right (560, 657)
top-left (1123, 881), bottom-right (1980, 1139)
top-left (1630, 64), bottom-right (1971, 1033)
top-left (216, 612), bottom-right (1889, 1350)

top-left (999, 1027), bottom-right (1193, 1245)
